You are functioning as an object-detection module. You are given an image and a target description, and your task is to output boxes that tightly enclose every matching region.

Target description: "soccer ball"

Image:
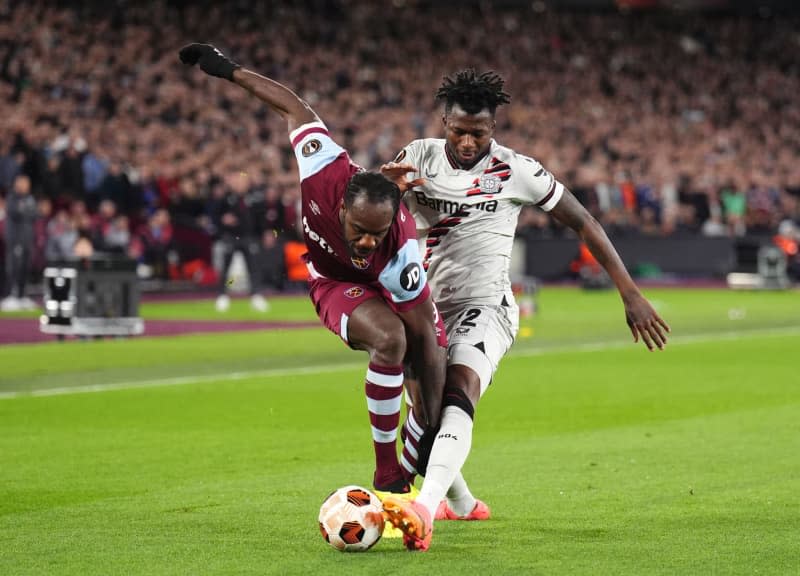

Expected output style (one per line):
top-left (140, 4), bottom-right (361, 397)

top-left (318, 485), bottom-right (385, 552)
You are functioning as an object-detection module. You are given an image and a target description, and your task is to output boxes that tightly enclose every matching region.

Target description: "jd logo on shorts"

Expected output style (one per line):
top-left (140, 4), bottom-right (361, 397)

top-left (401, 263), bottom-right (422, 291)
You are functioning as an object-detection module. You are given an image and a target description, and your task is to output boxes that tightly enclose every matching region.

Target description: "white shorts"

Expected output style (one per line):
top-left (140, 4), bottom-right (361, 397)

top-left (441, 302), bottom-right (518, 397)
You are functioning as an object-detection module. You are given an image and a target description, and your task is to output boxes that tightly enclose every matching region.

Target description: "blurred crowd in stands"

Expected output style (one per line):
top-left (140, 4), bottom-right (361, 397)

top-left (1, 0), bottom-right (799, 305)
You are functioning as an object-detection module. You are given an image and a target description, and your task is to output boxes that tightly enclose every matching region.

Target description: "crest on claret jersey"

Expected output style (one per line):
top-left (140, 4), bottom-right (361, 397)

top-left (344, 286), bottom-right (364, 298)
top-left (351, 256), bottom-right (370, 270)
top-left (302, 139), bottom-right (322, 157)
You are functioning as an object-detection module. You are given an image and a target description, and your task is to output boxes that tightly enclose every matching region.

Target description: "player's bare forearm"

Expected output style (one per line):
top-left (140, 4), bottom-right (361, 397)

top-left (550, 189), bottom-right (640, 299)
top-left (232, 69), bottom-right (318, 131)
top-left (179, 44), bottom-right (318, 131)
top-left (550, 189), bottom-right (670, 349)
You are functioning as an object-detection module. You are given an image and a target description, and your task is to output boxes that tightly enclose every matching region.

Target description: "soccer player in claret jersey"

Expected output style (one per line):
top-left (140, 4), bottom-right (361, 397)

top-left (178, 44), bottom-right (447, 499)
top-left (380, 70), bottom-right (670, 551)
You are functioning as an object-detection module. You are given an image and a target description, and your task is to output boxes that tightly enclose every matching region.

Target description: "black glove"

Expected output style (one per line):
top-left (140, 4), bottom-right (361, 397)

top-left (179, 43), bottom-right (240, 81)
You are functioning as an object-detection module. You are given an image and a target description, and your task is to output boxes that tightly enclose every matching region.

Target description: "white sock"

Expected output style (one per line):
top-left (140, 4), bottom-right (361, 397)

top-left (446, 472), bottom-right (477, 517)
top-left (416, 406), bottom-right (473, 519)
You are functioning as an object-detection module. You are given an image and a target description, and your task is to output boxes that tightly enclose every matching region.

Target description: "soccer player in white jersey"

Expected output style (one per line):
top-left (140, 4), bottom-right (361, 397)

top-left (381, 70), bottom-right (670, 551)
top-left (178, 43), bottom-right (448, 500)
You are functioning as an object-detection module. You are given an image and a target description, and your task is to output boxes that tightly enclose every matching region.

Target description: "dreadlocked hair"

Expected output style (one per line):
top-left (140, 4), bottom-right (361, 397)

top-left (436, 69), bottom-right (511, 115)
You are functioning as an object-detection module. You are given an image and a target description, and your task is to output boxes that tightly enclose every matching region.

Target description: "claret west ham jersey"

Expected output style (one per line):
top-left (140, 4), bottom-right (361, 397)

top-left (290, 121), bottom-right (429, 311)
top-left (396, 138), bottom-right (564, 309)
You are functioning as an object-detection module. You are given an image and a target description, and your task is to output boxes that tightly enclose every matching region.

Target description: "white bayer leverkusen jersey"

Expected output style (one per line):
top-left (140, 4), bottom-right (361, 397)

top-left (397, 138), bottom-right (564, 308)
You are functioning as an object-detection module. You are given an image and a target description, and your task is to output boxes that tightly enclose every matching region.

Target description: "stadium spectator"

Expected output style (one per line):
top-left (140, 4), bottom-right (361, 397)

top-left (32, 196), bottom-right (52, 274)
top-left (0, 138), bottom-right (23, 197)
top-left (90, 199), bottom-right (118, 248)
top-left (129, 208), bottom-right (173, 279)
top-left (178, 42), bottom-right (447, 497)
top-left (1, 174), bottom-right (38, 311)
top-left (0, 1), bottom-right (799, 289)
top-left (45, 208), bottom-right (79, 261)
top-left (211, 170), bottom-right (269, 313)
top-left (380, 69), bottom-right (669, 551)
top-left (102, 215), bottom-right (132, 255)
top-left (0, 196), bottom-right (5, 297)
top-left (57, 141), bottom-right (87, 203)
top-left (256, 185), bottom-right (288, 291)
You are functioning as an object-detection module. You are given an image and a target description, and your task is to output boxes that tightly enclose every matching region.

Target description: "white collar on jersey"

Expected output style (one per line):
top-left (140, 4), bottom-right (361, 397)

top-left (444, 139), bottom-right (497, 171)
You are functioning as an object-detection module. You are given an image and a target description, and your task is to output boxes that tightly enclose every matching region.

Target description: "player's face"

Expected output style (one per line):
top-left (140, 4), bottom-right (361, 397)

top-left (443, 104), bottom-right (495, 169)
top-left (340, 195), bottom-right (395, 258)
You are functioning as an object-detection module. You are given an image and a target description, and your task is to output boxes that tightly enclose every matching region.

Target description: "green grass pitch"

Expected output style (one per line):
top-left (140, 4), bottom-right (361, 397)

top-left (1, 287), bottom-right (799, 575)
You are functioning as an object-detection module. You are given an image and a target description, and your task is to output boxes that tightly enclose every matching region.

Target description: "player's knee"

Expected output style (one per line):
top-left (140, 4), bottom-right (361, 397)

top-left (447, 362), bottom-right (483, 405)
top-left (370, 323), bottom-right (407, 364)
top-left (449, 344), bottom-right (493, 400)
top-left (443, 384), bottom-right (475, 419)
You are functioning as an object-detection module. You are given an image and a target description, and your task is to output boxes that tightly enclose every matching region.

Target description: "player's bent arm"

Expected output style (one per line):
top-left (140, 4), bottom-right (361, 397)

top-left (397, 296), bottom-right (446, 430)
top-left (549, 188), bottom-right (640, 299)
top-left (549, 189), bottom-right (670, 349)
top-left (179, 43), bottom-right (316, 131)
top-left (232, 69), bottom-right (318, 133)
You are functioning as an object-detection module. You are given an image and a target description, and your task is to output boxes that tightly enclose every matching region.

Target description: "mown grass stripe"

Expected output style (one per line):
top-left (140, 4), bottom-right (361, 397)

top-left (1, 325), bottom-right (798, 400)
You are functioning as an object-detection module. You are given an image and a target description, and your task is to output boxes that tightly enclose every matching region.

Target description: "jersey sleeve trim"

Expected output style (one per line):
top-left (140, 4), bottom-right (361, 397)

top-left (392, 283), bottom-right (431, 313)
top-left (535, 180), bottom-right (564, 212)
top-left (291, 122), bottom-right (347, 181)
top-left (378, 238), bottom-right (427, 304)
top-left (290, 121), bottom-right (328, 147)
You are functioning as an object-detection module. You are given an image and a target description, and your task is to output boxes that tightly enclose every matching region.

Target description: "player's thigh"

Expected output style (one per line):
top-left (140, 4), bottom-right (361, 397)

top-left (309, 278), bottom-right (404, 354)
top-left (444, 304), bottom-right (515, 397)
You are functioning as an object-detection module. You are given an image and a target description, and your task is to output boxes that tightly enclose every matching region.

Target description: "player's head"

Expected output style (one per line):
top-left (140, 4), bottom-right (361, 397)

top-left (13, 173), bottom-right (31, 194)
top-left (436, 69), bottom-right (511, 169)
top-left (340, 171), bottom-right (401, 258)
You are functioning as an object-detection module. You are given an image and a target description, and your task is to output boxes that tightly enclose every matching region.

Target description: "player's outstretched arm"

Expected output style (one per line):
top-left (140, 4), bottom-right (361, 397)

top-left (550, 189), bottom-right (671, 351)
top-left (178, 43), bottom-right (317, 132)
top-left (398, 297), bottom-right (446, 430)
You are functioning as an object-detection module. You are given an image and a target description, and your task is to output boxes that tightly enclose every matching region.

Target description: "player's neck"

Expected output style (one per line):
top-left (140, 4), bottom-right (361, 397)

top-left (445, 144), bottom-right (490, 171)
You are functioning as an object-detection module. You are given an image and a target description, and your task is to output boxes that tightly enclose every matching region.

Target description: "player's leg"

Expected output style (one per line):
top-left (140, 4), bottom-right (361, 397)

top-left (396, 300), bottom-right (447, 482)
top-left (413, 363), bottom-right (478, 515)
top-left (347, 297), bottom-right (410, 491)
top-left (243, 237), bottom-right (269, 312)
top-left (421, 304), bottom-right (514, 521)
top-left (17, 244), bottom-right (33, 307)
top-left (215, 239), bottom-right (235, 311)
top-left (309, 278), bottom-right (409, 492)
top-left (1, 242), bottom-right (20, 310)
top-left (438, 473), bottom-right (486, 520)
top-left (399, 373), bottom-right (425, 484)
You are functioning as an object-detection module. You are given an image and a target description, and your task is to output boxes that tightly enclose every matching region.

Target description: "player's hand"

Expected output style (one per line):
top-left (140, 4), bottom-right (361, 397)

top-left (380, 162), bottom-right (425, 193)
top-left (178, 43), bottom-right (240, 81)
top-left (624, 293), bottom-right (670, 351)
